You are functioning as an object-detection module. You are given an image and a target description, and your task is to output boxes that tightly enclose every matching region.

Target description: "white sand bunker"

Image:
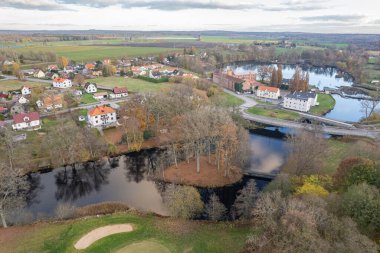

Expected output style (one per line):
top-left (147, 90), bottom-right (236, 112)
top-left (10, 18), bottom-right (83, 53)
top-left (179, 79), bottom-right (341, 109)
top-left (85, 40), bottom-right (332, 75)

top-left (74, 224), bottom-right (134, 250)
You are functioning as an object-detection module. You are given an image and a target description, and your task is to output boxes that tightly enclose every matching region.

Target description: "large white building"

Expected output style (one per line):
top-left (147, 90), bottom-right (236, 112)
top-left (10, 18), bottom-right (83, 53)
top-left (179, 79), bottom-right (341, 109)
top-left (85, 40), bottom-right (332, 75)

top-left (87, 105), bottom-right (117, 128)
top-left (12, 112), bottom-right (41, 130)
top-left (256, 86), bottom-right (281, 100)
top-left (283, 91), bottom-right (318, 112)
top-left (53, 78), bottom-right (72, 89)
top-left (84, 82), bottom-right (97, 93)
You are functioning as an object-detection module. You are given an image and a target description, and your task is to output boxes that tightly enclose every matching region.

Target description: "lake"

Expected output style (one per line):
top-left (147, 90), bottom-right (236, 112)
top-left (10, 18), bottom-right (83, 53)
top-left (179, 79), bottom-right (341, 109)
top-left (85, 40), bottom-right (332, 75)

top-left (23, 128), bottom-right (287, 220)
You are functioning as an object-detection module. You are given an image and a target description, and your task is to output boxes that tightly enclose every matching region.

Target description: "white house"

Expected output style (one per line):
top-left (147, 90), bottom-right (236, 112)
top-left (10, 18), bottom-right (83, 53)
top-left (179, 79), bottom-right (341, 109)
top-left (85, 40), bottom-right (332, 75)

top-left (33, 69), bottom-right (45, 78)
top-left (36, 95), bottom-right (63, 111)
top-left (12, 112), bottom-right (40, 130)
top-left (18, 96), bottom-right (29, 104)
top-left (283, 91), bottom-right (318, 112)
top-left (93, 92), bottom-right (108, 100)
top-left (87, 106), bottom-right (117, 128)
top-left (53, 78), bottom-right (72, 89)
top-left (84, 83), bottom-right (97, 93)
top-left (21, 85), bottom-right (32, 96)
top-left (256, 86), bottom-right (281, 100)
top-left (109, 87), bottom-right (128, 99)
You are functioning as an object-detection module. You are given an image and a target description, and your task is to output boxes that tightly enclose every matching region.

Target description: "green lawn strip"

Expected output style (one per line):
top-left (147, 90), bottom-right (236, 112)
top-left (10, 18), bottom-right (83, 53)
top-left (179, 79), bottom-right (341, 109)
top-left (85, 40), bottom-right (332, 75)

top-left (92, 76), bottom-right (173, 93)
top-left (210, 92), bottom-right (245, 107)
top-left (0, 79), bottom-right (50, 92)
top-left (247, 107), bottom-right (301, 121)
top-left (81, 93), bottom-right (98, 104)
top-left (310, 94), bottom-right (336, 115)
top-left (19, 213), bottom-right (250, 253)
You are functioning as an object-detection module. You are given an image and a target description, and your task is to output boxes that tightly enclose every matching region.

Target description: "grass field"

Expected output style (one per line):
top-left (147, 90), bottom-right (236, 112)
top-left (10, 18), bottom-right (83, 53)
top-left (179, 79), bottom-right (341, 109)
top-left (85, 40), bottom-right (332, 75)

top-left (81, 93), bottom-right (97, 104)
top-left (91, 76), bottom-right (173, 93)
top-left (12, 46), bottom-right (180, 62)
top-left (0, 79), bottom-right (50, 91)
top-left (0, 212), bottom-right (251, 253)
top-left (310, 94), bottom-right (336, 115)
top-left (210, 92), bottom-right (245, 107)
top-left (247, 107), bottom-right (301, 121)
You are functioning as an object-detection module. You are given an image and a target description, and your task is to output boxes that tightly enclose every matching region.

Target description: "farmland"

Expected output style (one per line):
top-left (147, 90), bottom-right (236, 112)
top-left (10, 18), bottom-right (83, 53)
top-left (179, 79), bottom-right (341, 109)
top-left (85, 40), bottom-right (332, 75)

top-left (0, 79), bottom-right (50, 92)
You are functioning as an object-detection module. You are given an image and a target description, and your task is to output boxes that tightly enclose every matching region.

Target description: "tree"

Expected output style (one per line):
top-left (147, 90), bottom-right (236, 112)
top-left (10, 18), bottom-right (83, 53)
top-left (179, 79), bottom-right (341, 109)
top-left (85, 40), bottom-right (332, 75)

top-left (57, 56), bottom-right (69, 69)
top-left (0, 164), bottom-right (29, 228)
top-left (277, 65), bottom-right (283, 86)
top-left (163, 184), bottom-right (204, 219)
top-left (342, 183), bottom-right (380, 234)
top-left (360, 95), bottom-right (380, 120)
top-left (205, 194), bottom-right (227, 221)
top-left (295, 182), bottom-right (329, 196)
top-left (289, 67), bottom-right (309, 92)
top-left (257, 66), bottom-right (271, 81)
top-left (102, 64), bottom-right (116, 77)
top-left (270, 67), bottom-right (278, 87)
top-left (264, 173), bottom-right (293, 197)
top-left (233, 180), bottom-right (257, 219)
top-left (284, 129), bottom-right (326, 175)
top-left (73, 74), bottom-right (85, 86)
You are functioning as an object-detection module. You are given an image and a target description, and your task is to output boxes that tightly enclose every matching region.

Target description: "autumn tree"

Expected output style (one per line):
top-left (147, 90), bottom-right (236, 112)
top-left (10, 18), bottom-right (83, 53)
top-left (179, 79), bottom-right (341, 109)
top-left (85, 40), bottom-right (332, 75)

top-left (233, 180), bottom-right (258, 219)
top-left (73, 74), bottom-right (85, 86)
top-left (205, 193), bottom-right (227, 221)
top-left (270, 67), bottom-right (278, 87)
top-left (277, 64), bottom-right (283, 86)
top-left (102, 64), bottom-right (116, 77)
top-left (257, 66), bottom-right (271, 81)
top-left (0, 164), bottom-right (29, 228)
top-left (289, 67), bottom-right (309, 92)
top-left (163, 184), bottom-right (204, 219)
top-left (284, 129), bottom-right (326, 175)
top-left (57, 56), bottom-right (69, 69)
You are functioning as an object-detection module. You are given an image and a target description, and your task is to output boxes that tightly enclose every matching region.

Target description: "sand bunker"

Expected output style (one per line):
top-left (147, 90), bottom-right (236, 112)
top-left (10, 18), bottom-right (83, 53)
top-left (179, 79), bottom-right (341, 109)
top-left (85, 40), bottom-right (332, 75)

top-left (74, 224), bottom-right (133, 250)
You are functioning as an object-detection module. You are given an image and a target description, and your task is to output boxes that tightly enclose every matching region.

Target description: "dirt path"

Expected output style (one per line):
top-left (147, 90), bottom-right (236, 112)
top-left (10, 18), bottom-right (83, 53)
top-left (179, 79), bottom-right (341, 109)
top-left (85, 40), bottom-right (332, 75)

top-left (74, 224), bottom-right (134, 250)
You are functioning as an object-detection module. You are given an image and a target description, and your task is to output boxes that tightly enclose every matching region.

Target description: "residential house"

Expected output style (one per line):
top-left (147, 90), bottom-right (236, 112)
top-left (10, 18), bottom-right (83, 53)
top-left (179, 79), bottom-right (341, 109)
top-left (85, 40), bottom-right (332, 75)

top-left (21, 85), bottom-right (32, 95)
top-left (92, 70), bottom-right (103, 77)
top-left (256, 86), bottom-right (281, 99)
top-left (242, 79), bottom-right (262, 93)
top-left (45, 72), bottom-right (59, 80)
top-left (18, 96), bottom-right (29, 104)
top-left (33, 69), bottom-right (45, 78)
top-left (36, 94), bottom-right (63, 111)
top-left (10, 103), bottom-right (24, 115)
top-left (87, 105), bottom-right (117, 128)
top-left (53, 78), bottom-right (72, 89)
top-left (93, 92), bottom-right (108, 100)
top-left (0, 106), bottom-right (8, 114)
top-left (47, 65), bottom-right (59, 72)
top-left (0, 92), bottom-right (9, 101)
top-left (12, 112), bottom-right (40, 130)
top-left (109, 87), bottom-right (128, 99)
top-left (85, 63), bottom-right (95, 70)
top-left (84, 82), bottom-right (97, 93)
top-left (283, 91), bottom-right (318, 112)
top-left (74, 90), bottom-right (83, 96)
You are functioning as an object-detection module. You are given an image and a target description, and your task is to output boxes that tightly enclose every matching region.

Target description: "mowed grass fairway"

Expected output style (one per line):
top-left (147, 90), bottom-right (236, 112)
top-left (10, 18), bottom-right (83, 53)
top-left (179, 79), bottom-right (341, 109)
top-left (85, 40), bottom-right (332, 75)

top-left (0, 213), bottom-right (251, 253)
top-left (92, 76), bottom-right (173, 93)
top-left (0, 79), bottom-right (50, 91)
top-left (13, 46), bottom-right (180, 62)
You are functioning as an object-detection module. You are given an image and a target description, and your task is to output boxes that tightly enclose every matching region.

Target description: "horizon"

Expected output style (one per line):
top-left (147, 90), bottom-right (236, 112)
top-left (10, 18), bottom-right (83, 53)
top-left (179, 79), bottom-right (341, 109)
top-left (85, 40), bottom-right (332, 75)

top-left (1, 0), bottom-right (380, 34)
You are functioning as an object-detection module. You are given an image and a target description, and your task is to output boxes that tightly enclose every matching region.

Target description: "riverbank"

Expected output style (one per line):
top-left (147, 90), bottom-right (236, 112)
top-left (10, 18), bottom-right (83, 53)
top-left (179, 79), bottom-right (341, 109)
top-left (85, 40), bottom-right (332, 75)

top-left (0, 208), bottom-right (251, 253)
top-left (160, 156), bottom-right (243, 187)
top-left (310, 93), bottom-right (336, 115)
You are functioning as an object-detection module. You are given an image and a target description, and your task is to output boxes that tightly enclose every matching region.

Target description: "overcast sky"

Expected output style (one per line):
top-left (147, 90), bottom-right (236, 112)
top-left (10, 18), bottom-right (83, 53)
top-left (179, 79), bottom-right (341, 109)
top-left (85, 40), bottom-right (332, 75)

top-left (1, 0), bottom-right (380, 33)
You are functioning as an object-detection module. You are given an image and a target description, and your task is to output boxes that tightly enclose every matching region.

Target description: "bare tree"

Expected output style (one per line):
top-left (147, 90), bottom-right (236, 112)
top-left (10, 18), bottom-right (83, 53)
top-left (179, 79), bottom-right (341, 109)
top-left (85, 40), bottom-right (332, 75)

top-left (205, 194), bottom-right (227, 221)
top-left (233, 180), bottom-right (258, 219)
top-left (0, 164), bottom-right (29, 228)
top-left (360, 96), bottom-right (380, 120)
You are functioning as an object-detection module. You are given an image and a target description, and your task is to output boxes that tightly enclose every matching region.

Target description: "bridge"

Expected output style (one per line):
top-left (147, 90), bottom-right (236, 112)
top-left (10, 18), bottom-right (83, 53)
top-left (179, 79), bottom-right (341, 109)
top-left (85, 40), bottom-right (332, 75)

top-left (242, 112), bottom-right (380, 139)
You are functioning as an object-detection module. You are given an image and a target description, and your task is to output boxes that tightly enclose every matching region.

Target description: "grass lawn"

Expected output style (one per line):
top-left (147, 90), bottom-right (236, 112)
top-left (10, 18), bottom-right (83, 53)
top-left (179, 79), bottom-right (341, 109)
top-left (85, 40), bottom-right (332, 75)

top-left (210, 92), bottom-right (245, 107)
top-left (247, 107), bottom-right (301, 121)
top-left (91, 76), bottom-right (173, 93)
top-left (310, 94), bottom-right (336, 115)
top-left (13, 46), bottom-right (180, 62)
top-left (0, 212), bottom-right (251, 253)
top-left (0, 79), bottom-right (50, 92)
top-left (81, 94), bottom-right (97, 104)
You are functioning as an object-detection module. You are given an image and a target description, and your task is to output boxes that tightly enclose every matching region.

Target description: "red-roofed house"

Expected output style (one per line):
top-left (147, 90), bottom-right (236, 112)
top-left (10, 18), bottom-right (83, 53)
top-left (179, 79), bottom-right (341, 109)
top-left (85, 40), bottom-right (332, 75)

top-left (12, 112), bottom-right (41, 130)
top-left (109, 87), bottom-right (128, 99)
top-left (256, 86), bottom-right (280, 100)
top-left (53, 78), bottom-right (72, 89)
top-left (87, 106), bottom-right (117, 128)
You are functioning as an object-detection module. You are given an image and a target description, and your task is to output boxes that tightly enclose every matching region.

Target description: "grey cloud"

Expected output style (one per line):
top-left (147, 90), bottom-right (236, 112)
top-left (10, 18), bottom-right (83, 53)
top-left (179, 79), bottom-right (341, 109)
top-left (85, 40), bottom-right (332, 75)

top-left (301, 15), bottom-right (366, 22)
top-left (58, 0), bottom-right (326, 11)
top-left (1, 0), bottom-right (71, 11)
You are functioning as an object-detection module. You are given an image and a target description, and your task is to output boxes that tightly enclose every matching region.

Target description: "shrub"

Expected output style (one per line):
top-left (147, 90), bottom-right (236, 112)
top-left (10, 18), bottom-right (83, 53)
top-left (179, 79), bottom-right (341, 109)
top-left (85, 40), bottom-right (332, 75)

top-left (55, 203), bottom-right (76, 220)
top-left (333, 157), bottom-right (374, 189)
top-left (75, 202), bottom-right (129, 217)
top-left (295, 182), bottom-right (329, 197)
top-left (138, 75), bottom-right (169, 83)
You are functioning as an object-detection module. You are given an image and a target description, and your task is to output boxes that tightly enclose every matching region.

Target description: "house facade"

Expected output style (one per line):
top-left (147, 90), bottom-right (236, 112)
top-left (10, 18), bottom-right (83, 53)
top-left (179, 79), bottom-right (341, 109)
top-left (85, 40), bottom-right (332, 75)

top-left (33, 70), bottom-right (45, 78)
top-left (283, 91), bottom-right (318, 112)
top-left (109, 87), bottom-right (128, 99)
top-left (12, 112), bottom-right (40, 130)
top-left (21, 86), bottom-right (32, 95)
top-left (84, 83), bottom-right (97, 93)
top-left (37, 95), bottom-right (63, 111)
top-left (93, 92), bottom-right (108, 100)
top-left (18, 96), bottom-right (29, 104)
top-left (87, 106), bottom-right (117, 128)
top-left (256, 86), bottom-right (281, 99)
top-left (53, 78), bottom-right (72, 89)
top-left (213, 71), bottom-right (244, 91)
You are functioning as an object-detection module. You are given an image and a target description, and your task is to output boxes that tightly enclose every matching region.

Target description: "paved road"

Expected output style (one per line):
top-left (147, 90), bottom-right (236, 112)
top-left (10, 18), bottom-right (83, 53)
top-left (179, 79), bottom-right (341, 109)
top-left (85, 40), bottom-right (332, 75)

top-left (223, 88), bottom-right (257, 109)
